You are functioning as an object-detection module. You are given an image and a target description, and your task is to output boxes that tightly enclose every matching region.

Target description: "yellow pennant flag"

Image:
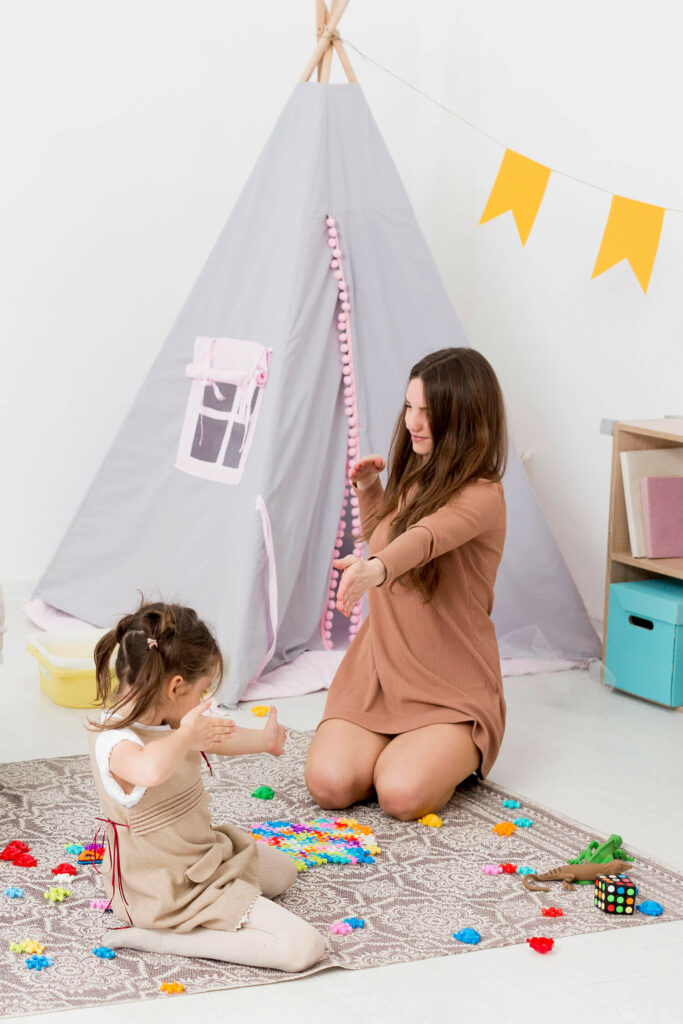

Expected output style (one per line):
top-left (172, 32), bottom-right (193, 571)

top-left (479, 149), bottom-right (551, 245)
top-left (592, 195), bottom-right (665, 293)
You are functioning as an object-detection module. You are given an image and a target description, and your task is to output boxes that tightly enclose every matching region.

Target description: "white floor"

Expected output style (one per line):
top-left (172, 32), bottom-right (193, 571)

top-left (2, 582), bottom-right (682, 1024)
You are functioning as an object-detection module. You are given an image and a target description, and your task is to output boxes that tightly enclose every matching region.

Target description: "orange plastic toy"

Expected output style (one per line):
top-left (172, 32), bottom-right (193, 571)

top-left (160, 981), bottom-right (185, 994)
top-left (492, 822), bottom-right (517, 837)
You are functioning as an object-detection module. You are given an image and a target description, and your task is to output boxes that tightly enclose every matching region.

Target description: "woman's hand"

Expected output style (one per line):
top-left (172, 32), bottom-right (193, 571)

top-left (334, 555), bottom-right (387, 616)
top-left (263, 707), bottom-right (286, 756)
top-left (349, 454), bottom-right (385, 491)
top-left (179, 699), bottom-right (236, 752)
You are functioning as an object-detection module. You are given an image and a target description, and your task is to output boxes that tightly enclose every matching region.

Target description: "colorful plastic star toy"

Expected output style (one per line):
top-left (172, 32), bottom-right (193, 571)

top-left (4, 887), bottom-right (24, 898)
top-left (250, 705), bottom-right (271, 717)
top-left (453, 928), bottom-right (481, 945)
top-left (90, 899), bottom-right (110, 910)
top-left (1, 841), bottom-right (30, 861)
top-left (92, 946), bottom-right (116, 959)
top-left (500, 863), bottom-right (517, 874)
top-left (330, 920), bottom-right (353, 934)
top-left (251, 786), bottom-right (274, 800)
top-left (10, 939), bottom-right (45, 955)
top-left (482, 864), bottom-right (503, 874)
top-left (26, 955), bottom-right (53, 971)
top-left (527, 936), bottom-right (554, 954)
top-left (251, 817), bottom-right (380, 872)
top-left (513, 817), bottom-right (534, 828)
top-left (516, 866), bottom-right (536, 876)
top-left (160, 981), bottom-right (185, 993)
top-left (417, 813), bottom-right (442, 828)
top-left (542, 907), bottom-right (563, 917)
top-left (492, 822), bottom-right (517, 837)
top-left (502, 799), bottom-right (521, 809)
top-left (64, 844), bottom-right (84, 856)
top-left (636, 900), bottom-right (663, 916)
top-left (44, 887), bottom-right (70, 902)
top-left (51, 862), bottom-right (77, 876)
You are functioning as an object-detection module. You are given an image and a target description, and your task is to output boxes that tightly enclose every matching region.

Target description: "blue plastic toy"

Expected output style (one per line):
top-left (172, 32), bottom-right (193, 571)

top-left (4, 887), bottom-right (24, 898)
top-left (26, 955), bottom-right (53, 971)
top-left (516, 866), bottom-right (536, 876)
top-left (343, 916), bottom-right (365, 929)
top-left (636, 900), bottom-right (663, 917)
top-left (92, 946), bottom-right (117, 959)
top-left (64, 844), bottom-right (84, 856)
top-left (502, 799), bottom-right (521, 809)
top-left (453, 928), bottom-right (481, 945)
top-left (513, 817), bottom-right (533, 827)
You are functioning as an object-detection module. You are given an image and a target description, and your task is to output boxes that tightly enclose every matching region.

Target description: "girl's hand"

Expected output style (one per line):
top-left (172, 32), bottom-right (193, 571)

top-left (334, 555), bottom-right (387, 616)
top-left (262, 707), bottom-right (286, 756)
top-left (349, 454), bottom-right (385, 490)
top-left (179, 699), bottom-right (236, 751)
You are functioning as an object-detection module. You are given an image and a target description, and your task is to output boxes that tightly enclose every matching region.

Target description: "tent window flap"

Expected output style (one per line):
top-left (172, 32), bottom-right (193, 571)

top-left (176, 336), bottom-right (272, 484)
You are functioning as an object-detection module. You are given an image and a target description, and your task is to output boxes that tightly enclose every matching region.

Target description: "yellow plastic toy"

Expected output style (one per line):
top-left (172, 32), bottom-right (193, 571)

top-left (493, 821), bottom-right (517, 837)
top-left (250, 705), bottom-right (270, 717)
top-left (10, 939), bottom-right (45, 954)
top-left (44, 887), bottom-right (70, 902)
top-left (418, 813), bottom-right (443, 828)
top-left (160, 981), bottom-right (185, 994)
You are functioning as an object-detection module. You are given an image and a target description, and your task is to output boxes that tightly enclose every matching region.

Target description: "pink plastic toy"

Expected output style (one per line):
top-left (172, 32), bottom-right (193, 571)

top-left (330, 921), bottom-right (353, 935)
top-left (90, 899), bottom-right (110, 910)
top-left (482, 864), bottom-right (504, 874)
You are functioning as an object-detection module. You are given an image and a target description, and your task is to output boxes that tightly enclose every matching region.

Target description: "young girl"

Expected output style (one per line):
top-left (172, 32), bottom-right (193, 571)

top-left (306, 347), bottom-right (508, 821)
top-left (89, 601), bottom-right (324, 972)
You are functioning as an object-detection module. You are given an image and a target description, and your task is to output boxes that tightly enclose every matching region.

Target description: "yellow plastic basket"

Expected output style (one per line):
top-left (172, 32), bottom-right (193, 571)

top-left (27, 630), bottom-right (111, 709)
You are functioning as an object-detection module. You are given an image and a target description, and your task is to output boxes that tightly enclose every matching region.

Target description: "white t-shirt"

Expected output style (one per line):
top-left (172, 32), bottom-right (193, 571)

top-left (94, 713), bottom-right (171, 808)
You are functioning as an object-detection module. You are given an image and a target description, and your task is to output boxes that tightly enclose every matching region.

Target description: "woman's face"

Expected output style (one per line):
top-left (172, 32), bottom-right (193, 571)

top-left (405, 377), bottom-right (433, 456)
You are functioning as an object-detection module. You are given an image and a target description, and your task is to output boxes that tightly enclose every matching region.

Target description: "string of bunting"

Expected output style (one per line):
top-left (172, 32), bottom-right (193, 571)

top-left (342, 37), bottom-right (667, 293)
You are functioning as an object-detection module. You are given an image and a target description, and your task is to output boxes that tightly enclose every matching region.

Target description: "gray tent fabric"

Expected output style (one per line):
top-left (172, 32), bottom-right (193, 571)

top-left (34, 83), bottom-right (599, 703)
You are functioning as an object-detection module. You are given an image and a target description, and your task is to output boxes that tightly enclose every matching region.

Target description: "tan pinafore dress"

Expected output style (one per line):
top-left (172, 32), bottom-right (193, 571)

top-left (87, 725), bottom-right (261, 932)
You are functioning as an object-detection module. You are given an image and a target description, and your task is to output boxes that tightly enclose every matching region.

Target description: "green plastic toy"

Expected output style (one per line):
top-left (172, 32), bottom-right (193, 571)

top-left (251, 785), bottom-right (274, 800)
top-left (568, 834), bottom-right (634, 884)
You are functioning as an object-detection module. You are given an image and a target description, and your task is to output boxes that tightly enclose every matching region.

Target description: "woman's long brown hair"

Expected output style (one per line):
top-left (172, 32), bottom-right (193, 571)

top-left (363, 347), bottom-right (507, 601)
top-left (90, 601), bottom-right (223, 731)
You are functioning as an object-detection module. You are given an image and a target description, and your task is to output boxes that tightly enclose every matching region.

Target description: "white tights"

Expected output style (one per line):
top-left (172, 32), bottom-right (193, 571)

top-left (104, 844), bottom-right (325, 973)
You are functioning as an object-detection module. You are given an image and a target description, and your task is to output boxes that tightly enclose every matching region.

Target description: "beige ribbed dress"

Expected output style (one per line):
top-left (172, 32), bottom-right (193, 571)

top-left (87, 725), bottom-right (261, 931)
top-left (320, 476), bottom-right (507, 777)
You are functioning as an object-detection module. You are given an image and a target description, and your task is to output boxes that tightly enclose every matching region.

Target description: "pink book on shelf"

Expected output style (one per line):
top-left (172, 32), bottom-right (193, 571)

top-left (640, 476), bottom-right (683, 557)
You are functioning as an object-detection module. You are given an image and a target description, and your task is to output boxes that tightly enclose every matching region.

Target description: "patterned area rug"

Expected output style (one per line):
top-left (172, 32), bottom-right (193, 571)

top-left (1, 729), bottom-right (681, 1017)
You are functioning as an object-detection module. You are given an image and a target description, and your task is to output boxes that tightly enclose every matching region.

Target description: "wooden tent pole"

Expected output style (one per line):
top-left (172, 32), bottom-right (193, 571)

top-left (300, 0), bottom-right (351, 82)
top-left (319, 0), bottom-right (335, 83)
top-left (315, 0), bottom-right (326, 81)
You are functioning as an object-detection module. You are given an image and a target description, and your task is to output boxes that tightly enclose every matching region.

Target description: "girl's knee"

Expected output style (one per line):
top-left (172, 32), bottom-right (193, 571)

top-left (284, 923), bottom-right (326, 973)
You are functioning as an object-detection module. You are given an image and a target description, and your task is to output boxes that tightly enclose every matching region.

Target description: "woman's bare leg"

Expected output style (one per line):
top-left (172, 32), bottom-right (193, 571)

top-left (305, 718), bottom-right (391, 809)
top-left (373, 722), bottom-right (480, 821)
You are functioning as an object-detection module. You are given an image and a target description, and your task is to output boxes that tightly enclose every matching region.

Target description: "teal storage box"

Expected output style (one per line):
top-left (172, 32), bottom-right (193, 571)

top-left (605, 579), bottom-right (683, 707)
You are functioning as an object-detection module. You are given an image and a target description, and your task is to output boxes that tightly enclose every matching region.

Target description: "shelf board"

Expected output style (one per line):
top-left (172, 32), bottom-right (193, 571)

top-left (611, 550), bottom-right (683, 581)
top-left (617, 418), bottom-right (683, 443)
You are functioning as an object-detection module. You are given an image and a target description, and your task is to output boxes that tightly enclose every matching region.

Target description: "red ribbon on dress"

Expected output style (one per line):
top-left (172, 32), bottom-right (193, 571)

top-left (93, 817), bottom-right (132, 928)
top-left (200, 751), bottom-right (213, 776)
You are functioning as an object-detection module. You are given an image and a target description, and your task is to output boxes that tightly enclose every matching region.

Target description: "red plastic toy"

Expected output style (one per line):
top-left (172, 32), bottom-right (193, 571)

top-left (12, 853), bottom-right (38, 868)
top-left (51, 863), bottom-right (77, 876)
top-left (541, 907), bottom-right (563, 918)
top-left (500, 863), bottom-right (518, 874)
top-left (526, 936), bottom-right (554, 954)
top-left (1, 841), bottom-right (30, 861)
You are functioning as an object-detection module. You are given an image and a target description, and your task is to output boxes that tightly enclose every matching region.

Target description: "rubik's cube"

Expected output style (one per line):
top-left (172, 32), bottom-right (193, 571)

top-left (594, 873), bottom-right (636, 914)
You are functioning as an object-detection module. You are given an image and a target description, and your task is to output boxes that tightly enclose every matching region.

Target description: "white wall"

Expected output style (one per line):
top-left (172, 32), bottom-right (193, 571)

top-left (3, 0), bottom-right (683, 628)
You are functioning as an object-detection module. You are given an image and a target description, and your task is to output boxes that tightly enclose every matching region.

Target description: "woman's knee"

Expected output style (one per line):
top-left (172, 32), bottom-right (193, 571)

top-left (375, 777), bottom-right (440, 822)
top-left (304, 759), bottom-right (370, 810)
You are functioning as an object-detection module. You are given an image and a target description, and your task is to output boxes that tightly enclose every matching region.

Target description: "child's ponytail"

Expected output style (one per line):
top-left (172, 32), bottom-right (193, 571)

top-left (94, 629), bottom-right (119, 708)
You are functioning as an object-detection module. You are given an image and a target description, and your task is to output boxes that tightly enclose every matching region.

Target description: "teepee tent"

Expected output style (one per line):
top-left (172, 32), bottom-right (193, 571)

top-left (32, 1), bottom-right (599, 703)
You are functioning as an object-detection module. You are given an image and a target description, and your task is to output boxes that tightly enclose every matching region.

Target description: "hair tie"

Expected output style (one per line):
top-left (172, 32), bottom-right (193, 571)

top-left (146, 637), bottom-right (158, 649)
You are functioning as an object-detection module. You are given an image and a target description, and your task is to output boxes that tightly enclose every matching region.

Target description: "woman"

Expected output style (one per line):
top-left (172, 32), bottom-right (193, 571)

top-left (305, 347), bottom-right (508, 821)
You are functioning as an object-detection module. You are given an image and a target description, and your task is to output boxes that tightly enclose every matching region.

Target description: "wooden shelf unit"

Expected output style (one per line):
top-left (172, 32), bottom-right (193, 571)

top-left (603, 417), bottom-right (683, 660)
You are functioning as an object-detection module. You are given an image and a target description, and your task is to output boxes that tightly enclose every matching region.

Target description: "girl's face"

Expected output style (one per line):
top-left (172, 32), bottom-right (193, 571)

top-left (405, 377), bottom-right (433, 456)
